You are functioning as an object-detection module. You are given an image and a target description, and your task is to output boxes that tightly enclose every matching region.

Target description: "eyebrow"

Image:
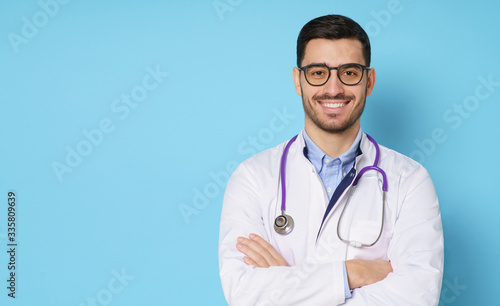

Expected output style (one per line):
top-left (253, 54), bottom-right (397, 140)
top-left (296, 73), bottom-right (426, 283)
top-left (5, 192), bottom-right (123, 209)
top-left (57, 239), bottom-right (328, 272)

top-left (302, 62), bottom-right (328, 67)
top-left (303, 62), bottom-right (366, 68)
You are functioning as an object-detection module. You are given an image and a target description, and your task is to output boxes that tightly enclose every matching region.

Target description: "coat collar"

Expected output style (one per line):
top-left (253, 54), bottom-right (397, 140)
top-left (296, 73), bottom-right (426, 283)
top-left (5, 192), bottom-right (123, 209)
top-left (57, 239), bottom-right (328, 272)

top-left (293, 128), bottom-right (373, 169)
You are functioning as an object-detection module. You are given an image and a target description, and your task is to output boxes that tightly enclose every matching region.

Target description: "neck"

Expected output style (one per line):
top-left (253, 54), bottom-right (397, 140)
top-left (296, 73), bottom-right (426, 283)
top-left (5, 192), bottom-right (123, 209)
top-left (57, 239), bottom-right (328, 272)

top-left (304, 122), bottom-right (360, 158)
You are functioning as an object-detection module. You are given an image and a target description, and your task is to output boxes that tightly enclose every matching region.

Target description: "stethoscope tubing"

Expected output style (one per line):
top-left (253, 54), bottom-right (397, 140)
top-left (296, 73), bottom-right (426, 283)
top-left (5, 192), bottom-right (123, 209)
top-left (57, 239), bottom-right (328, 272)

top-left (279, 134), bottom-right (298, 211)
top-left (275, 133), bottom-right (388, 247)
top-left (337, 187), bottom-right (386, 247)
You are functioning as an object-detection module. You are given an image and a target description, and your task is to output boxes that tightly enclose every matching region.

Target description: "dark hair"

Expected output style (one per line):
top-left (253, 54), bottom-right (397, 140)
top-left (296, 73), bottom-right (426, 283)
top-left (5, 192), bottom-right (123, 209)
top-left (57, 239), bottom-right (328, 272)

top-left (296, 15), bottom-right (371, 67)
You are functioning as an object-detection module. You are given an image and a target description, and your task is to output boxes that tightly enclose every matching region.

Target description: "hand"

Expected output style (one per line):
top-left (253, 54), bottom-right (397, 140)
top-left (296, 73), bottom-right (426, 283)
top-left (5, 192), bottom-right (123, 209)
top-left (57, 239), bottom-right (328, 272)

top-left (236, 233), bottom-right (289, 268)
top-left (345, 259), bottom-right (393, 289)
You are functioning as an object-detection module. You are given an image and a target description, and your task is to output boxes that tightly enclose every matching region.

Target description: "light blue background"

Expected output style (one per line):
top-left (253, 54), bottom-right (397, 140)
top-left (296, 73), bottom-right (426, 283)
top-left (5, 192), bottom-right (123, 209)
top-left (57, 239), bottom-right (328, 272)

top-left (1, 1), bottom-right (499, 305)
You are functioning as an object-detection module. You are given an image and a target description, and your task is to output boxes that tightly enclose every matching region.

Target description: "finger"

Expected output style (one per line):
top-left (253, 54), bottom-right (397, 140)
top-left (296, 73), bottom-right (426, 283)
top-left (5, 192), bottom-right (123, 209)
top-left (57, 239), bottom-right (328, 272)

top-left (239, 236), bottom-right (277, 266)
top-left (249, 234), bottom-right (289, 266)
top-left (249, 234), bottom-right (281, 258)
top-left (243, 256), bottom-right (259, 267)
top-left (236, 239), bottom-right (270, 267)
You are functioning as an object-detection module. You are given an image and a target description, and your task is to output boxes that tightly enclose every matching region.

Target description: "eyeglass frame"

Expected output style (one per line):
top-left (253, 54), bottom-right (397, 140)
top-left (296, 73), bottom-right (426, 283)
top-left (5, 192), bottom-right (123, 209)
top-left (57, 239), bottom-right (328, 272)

top-left (298, 63), bottom-right (371, 86)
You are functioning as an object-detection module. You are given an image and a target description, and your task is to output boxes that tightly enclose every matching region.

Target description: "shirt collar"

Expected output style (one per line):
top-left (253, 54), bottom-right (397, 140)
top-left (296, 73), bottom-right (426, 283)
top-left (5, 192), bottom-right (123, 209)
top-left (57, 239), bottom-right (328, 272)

top-left (302, 128), bottom-right (363, 173)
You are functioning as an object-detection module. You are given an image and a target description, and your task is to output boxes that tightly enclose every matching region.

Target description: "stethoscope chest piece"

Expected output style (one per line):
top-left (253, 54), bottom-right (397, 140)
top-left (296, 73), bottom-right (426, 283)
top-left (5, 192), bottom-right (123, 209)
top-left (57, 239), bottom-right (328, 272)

top-left (274, 211), bottom-right (294, 235)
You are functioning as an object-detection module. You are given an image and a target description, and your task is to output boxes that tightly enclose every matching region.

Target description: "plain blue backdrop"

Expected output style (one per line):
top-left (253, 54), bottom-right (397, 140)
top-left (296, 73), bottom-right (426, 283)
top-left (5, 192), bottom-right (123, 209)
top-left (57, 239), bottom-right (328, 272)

top-left (1, 1), bottom-right (499, 305)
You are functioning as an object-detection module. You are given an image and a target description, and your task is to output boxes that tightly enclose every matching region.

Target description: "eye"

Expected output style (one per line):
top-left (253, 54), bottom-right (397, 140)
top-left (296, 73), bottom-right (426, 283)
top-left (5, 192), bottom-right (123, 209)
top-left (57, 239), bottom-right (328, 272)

top-left (342, 69), bottom-right (359, 76)
top-left (340, 65), bottom-right (362, 78)
top-left (306, 66), bottom-right (329, 79)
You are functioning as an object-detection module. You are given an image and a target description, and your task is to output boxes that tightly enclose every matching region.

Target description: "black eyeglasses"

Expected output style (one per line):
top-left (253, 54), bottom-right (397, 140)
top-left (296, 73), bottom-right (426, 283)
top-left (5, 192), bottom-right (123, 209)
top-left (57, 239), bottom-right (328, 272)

top-left (298, 63), bottom-right (370, 86)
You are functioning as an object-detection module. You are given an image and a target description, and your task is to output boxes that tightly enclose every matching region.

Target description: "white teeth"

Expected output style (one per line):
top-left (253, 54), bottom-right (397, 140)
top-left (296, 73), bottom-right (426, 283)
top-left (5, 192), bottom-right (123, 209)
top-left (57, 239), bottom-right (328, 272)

top-left (323, 102), bottom-right (346, 109)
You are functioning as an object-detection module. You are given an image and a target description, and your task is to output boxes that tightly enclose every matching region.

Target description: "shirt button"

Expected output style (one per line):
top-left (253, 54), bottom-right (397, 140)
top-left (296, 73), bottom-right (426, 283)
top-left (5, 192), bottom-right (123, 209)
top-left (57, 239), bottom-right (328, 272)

top-left (327, 188), bottom-right (332, 193)
top-left (325, 159), bottom-right (330, 164)
top-left (343, 172), bottom-right (347, 177)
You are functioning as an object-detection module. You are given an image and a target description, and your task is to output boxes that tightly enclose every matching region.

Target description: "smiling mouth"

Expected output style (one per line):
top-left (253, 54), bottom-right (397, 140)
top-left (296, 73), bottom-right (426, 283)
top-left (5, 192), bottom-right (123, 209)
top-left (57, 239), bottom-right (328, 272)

top-left (319, 101), bottom-right (350, 109)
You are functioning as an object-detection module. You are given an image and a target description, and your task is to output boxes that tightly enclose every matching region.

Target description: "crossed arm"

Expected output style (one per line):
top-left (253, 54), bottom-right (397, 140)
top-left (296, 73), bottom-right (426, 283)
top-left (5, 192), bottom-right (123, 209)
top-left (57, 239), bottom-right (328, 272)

top-left (220, 162), bottom-right (443, 305)
top-left (236, 233), bottom-right (393, 291)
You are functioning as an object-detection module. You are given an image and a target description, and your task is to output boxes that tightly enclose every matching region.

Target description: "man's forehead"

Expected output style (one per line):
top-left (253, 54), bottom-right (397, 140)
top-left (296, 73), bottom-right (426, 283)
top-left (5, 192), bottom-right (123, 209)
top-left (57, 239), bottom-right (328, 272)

top-left (302, 38), bottom-right (365, 65)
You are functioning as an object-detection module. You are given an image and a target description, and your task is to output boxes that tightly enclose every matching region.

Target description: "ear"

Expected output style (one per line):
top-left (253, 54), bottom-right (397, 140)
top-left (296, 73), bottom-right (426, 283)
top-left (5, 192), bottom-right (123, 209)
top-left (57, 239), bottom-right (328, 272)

top-left (292, 67), bottom-right (302, 96)
top-left (365, 68), bottom-right (376, 97)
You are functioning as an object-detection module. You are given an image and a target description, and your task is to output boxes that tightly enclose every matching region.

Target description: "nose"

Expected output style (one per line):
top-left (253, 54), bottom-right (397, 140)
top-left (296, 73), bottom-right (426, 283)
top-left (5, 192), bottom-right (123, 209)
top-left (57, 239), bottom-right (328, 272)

top-left (322, 69), bottom-right (345, 95)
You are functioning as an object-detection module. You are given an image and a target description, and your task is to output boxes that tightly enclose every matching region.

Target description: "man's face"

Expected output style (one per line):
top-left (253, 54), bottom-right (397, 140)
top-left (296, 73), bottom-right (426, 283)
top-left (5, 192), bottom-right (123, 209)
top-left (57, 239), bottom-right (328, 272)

top-left (293, 38), bottom-right (376, 135)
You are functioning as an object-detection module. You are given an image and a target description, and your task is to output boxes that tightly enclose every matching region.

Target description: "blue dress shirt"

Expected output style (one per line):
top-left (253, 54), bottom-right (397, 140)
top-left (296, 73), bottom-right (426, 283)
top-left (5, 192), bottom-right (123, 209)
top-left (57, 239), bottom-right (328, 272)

top-left (302, 129), bottom-right (362, 201)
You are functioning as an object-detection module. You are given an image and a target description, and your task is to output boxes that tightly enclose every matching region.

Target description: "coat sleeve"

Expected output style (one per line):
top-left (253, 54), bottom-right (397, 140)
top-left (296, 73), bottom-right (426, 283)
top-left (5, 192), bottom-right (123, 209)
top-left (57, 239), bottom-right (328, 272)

top-left (219, 162), bottom-right (347, 306)
top-left (343, 165), bottom-right (444, 305)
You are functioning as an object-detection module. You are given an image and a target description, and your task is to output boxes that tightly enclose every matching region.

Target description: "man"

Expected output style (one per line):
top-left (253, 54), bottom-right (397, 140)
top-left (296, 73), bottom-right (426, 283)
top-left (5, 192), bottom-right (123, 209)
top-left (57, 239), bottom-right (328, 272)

top-left (219, 14), bottom-right (443, 305)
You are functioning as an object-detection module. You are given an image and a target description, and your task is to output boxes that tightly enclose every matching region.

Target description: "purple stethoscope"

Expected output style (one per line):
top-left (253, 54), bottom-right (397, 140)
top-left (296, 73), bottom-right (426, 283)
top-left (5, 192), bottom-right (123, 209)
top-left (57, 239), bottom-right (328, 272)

top-left (274, 134), bottom-right (388, 248)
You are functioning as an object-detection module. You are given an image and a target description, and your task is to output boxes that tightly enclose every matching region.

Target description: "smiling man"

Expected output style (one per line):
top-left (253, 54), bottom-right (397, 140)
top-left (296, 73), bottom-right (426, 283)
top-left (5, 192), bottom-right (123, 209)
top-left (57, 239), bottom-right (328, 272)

top-left (219, 15), bottom-right (444, 305)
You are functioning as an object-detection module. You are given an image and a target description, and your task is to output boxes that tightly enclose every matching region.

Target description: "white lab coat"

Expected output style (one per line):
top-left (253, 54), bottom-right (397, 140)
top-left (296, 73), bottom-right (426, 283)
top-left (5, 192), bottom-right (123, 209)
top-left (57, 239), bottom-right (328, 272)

top-left (219, 132), bottom-right (444, 306)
